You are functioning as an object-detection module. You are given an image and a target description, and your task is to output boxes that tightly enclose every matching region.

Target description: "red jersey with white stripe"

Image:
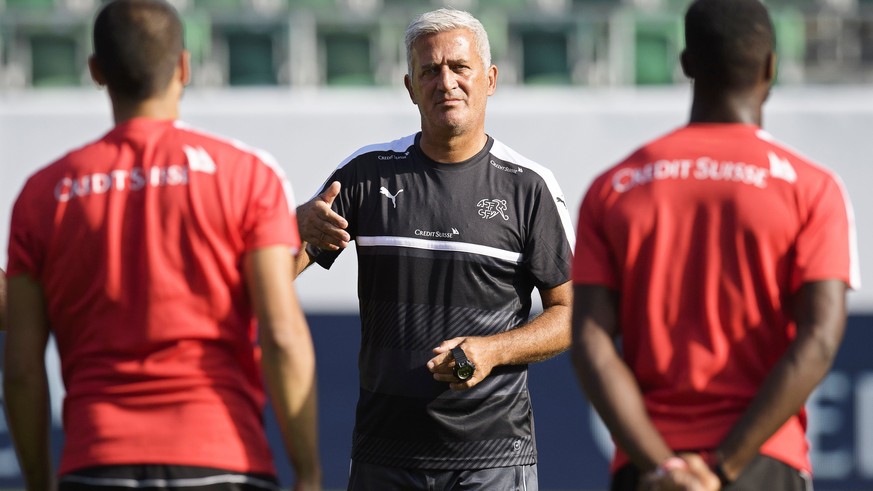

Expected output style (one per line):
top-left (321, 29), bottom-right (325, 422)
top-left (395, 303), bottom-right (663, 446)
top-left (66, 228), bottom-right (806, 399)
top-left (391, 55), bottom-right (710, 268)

top-left (573, 124), bottom-right (860, 474)
top-left (7, 118), bottom-right (299, 475)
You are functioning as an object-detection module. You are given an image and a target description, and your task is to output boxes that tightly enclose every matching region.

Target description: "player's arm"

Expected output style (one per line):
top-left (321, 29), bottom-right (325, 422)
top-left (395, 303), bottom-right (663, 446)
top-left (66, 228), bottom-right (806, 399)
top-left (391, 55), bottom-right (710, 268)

top-left (293, 181), bottom-right (349, 278)
top-left (3, 274), bottom-right (55, 491)
top-left (569, 283), bottom-right (677, 472)
top-left (427, 280), bottom-right (572, 390)
top-left (245, 246), bottom-right (321, 490)
top-left (714, 279), bottom-right (847, 481)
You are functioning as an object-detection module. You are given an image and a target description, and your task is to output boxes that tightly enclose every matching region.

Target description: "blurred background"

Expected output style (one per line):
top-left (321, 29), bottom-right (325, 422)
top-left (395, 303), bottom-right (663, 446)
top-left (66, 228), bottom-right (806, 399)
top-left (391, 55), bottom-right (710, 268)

top-left (1, 0), bottom-right (873, 490)
top-left (1, 0), bottom-right (873, 88)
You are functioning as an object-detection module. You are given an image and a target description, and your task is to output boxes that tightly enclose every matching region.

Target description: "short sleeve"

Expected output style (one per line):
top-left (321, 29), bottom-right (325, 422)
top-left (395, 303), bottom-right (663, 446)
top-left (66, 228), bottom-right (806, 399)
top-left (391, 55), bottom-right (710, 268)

top-left (572, 179), bottom-right (618, 289)
top-left (240, 156), bottom-right (300, 254)
top-left (792, 174), bottom-right (860, 290)
top-left (523, 180), bottom-right (573, 289)
top-left (7, 180), bottom-right (44, 278)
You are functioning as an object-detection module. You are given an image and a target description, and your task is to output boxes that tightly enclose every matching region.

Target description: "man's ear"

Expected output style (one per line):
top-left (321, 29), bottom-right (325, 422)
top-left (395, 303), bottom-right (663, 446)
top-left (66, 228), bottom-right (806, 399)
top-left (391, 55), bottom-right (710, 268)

top-left (88, 55), bottom-right (106, 87)
top-left (404, 74), bottom-right (418, 105)
top-left (764, 51), bottom-right (777, 84)
top-left (485, 64), bottom-right (497, 96)
top-left (680, 49), bottom-right (694, 79)
top-left (179, 50), bottom-right (191, 86)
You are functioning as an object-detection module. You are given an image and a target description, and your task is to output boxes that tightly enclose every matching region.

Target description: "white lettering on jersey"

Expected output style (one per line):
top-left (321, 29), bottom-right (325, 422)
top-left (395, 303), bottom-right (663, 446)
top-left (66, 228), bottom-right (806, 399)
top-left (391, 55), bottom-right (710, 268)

top-left (612, 157), bottom-right (773, 193)
top-left (53, 146), bottom-right (222, 202)
top-left (185, 145), bottom-right (217, 174)
top-left (693, 157), bottom-right (768, 188)
top-left (768, 152), bottom-right (798, 183)
top-left (490, 159), bottom-right (521, 174)
top-left (414, 228), bottom-right (460, 239)
top-left (54, 165), bottom-right (189, 202)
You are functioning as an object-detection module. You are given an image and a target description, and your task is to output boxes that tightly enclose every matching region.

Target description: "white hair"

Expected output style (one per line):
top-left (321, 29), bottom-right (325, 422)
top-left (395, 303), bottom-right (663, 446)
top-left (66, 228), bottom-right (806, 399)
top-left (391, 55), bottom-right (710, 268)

top-left (404, 8), bottom-right (492, 76)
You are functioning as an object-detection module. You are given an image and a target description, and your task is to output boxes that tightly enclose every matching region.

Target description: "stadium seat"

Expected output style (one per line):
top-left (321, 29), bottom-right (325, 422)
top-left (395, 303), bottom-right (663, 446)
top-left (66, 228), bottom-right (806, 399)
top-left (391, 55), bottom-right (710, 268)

top-left (862, 18), bottom-right (873, 64)
top-left (476, 13), bottom-right (509, 66)
top-left (571, 16), bottom-right (611, 85)
top-left (249, 0), bottom-right (288, 13)
top-left (223, 27), bottom-right (280, 85)
top-left (633, 15), bottom-right (682, 85)
top-left (771, 8), bottom-right (806, 83)
top-left (481, 0), bottom-right (528, 11)
top-left (321, 30), bottom-right (375, 85)
top-left (381, 0), bottom-right (433, 11)
top-left (290, 0), bottom-right (336, 10)
top-left (572, 0), bottom-right (620, 10)
top-left (192, 0), bottom-right (245, 13)
top-left (4, 0), bottom-right (57, 11)
top-left (519, 26), bottom-right (572, 84)
top-left (29, 32), bottom-right (81, 86)
top-left (182, 13), bottom-right (211, 68)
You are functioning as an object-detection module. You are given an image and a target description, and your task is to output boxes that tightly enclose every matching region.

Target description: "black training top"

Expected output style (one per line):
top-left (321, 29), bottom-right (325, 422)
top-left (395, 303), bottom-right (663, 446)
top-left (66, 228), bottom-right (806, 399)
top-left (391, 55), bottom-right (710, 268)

top-left (310, 132), bottom-right (574, 470)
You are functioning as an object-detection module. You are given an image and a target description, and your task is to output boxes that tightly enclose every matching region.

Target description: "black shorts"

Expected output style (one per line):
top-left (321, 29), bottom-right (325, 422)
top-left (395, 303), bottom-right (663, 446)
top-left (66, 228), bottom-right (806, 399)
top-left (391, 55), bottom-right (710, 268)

top-left (347, 460), bottom-right (538, 491)
top-left (59, 464), bottom-right (279, 491)
top-left (611, 454), bottom-right (812, 491)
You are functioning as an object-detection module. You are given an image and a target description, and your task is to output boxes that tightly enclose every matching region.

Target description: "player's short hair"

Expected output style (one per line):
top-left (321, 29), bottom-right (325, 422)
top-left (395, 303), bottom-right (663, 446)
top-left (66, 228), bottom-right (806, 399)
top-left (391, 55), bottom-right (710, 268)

top-left (92, 0), bottom-right (184, 101)
top-left (684, 0), bottom-right (774, 89)
top-left (404, 8), bottom-right (492, 77)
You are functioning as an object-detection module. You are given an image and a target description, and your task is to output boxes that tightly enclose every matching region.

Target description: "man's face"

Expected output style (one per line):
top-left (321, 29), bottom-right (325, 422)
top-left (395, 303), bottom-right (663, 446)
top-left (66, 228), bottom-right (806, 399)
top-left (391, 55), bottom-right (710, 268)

top-left (404, 28), bottom-right (497, 138)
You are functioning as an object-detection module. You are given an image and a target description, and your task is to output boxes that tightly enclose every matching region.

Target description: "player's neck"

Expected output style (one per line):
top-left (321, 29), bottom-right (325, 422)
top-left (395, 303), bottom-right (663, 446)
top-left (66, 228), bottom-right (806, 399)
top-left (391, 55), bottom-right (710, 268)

top-left (111, 99), bottom-right (179, 125)
top-left (689, 86), bottom-right (764, 126)
top-left (418, 130), bottom-right (488, 164)
top-left (109, 85), bottom-right (181, 125)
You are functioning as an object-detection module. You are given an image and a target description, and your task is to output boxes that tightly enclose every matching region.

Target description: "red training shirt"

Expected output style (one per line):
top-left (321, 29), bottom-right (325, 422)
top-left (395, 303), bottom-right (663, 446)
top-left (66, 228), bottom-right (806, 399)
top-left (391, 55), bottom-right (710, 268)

top-left (7, 118), bottom-right (299, 476)
top-left (573, 124), bottom-right (860, 474)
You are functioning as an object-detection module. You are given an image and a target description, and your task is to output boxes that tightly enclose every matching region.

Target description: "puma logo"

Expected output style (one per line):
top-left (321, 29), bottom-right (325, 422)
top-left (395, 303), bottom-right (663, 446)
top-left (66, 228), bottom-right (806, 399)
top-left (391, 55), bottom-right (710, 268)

top-left (380, 186), bottom-right (403, 208)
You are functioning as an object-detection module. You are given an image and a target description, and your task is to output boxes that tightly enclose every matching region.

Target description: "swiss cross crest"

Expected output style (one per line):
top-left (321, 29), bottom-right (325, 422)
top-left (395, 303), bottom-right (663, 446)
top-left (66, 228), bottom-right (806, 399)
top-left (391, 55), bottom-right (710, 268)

top-left (477, 198), bottom-right (509, 220)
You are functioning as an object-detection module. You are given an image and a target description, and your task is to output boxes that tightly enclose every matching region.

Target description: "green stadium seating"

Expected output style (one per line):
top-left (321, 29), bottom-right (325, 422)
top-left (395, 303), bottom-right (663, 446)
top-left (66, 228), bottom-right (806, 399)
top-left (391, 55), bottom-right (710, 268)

top-left (633, 15), bottom-right (682, 85)
top-left (289, 0), bottom-right (335, 10)
top-left (381, 0), bottom-right (432, 11)
top-left (224, 27), bottom-right (280, 85)
top-left (477, 13), bottom-right (509, 65)
top-left (480, 0), bottom-right (528, 11)
top-left (863, 18), bottom-right (873, 64)
top-left (771, 8), bottom-right (806, 82)
top-left (182, 13), bottom-right (212, 67)
top-left (572, 0), bottom-right (620, 7)
top-left (192, 0), bottom-right (246, 13)
top-left (29, 32), bottom-right (81, 86)
top-left (322, 30), bottom-right (375, 85)
top-left (519, 27), bottom-right (572, 84)
top-left (4, 0), bottom-right (56, 11)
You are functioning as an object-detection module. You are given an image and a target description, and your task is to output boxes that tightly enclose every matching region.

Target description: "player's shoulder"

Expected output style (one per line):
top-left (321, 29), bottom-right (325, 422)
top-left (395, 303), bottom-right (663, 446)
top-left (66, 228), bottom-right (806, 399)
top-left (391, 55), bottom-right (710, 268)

top-left (752, 129), bottom-right (838, 181)
top-left (337, 133), bottom-right (417, 169)
top-left (489, 137), bottom-right (558, 182)
top-left (488, 137), bottom-right (570, 211)
top-left (172, 120), bottom-right (278, 166)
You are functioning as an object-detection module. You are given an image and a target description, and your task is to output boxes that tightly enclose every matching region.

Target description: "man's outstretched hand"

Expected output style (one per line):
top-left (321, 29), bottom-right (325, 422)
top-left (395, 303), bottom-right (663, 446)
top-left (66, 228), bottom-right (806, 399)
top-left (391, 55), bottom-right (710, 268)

top-left (297, 181), bottom-right (350, 251)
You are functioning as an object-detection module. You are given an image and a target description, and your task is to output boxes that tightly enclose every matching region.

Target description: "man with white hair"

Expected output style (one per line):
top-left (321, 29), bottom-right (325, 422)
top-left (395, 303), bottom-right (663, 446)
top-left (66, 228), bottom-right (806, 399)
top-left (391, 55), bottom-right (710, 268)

top-left (296, 8), bottom-right (574, 490)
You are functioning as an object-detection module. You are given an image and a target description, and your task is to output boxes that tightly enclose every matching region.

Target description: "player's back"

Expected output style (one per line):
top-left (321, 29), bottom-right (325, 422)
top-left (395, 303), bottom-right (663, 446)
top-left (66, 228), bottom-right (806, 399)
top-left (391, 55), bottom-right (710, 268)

top-left (576, 123), bottom-right (857, 472)
top-left (601, 124), bottom-right (850, 399)
top-left (8, 117), bottom-right (295, 474)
